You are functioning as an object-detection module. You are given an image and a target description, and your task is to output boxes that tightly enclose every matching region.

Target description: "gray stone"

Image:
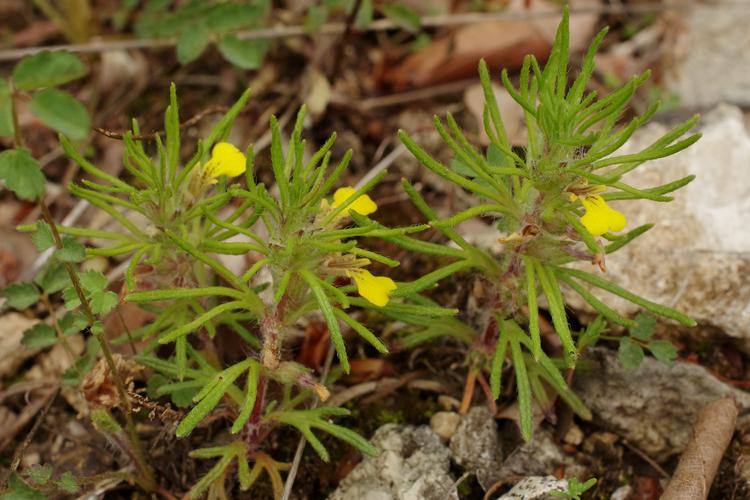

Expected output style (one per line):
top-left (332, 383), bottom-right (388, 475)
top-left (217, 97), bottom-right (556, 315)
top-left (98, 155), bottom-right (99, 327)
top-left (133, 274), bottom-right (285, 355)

top-left (564, 104), bottom-right (750, 348)
top-left (498, 476), bottom-right (568, 500)
top-left (328, 424), bottom-right (457, 500)
top-left (449, 406), bottom-right (503, 489)
top-left (574, 348), bottom-right (750, 461)
top-left (665, 0), bottom-right (750, 107)
top-left (498, 427), bottom-right (565, 479)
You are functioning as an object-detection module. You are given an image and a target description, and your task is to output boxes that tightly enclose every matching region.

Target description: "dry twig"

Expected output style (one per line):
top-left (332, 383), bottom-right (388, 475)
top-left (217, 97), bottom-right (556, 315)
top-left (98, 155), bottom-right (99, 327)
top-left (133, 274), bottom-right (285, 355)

top-left (0, 3), bottom-right (703, 62)
top-left (661, 398), bottom-right (738, 500)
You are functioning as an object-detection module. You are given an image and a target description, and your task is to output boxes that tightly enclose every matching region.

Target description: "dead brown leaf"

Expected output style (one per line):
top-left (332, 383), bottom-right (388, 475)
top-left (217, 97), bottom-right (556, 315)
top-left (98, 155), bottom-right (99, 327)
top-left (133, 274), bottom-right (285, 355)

top-left (343, 358), bottom-right (396, 384)
top-left (384, 0), bottom-right (601, 90)
top-left (80, 354), bottom-right (141, 410)
top-left (0, 313), bottom-right (40, 381)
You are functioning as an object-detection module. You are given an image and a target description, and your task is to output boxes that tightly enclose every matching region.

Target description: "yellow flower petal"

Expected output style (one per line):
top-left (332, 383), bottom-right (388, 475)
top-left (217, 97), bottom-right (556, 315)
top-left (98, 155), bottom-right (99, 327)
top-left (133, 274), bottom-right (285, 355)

top-left (204, 142), bottom-right (246, 179)
top-left (332, 187), bottom-right (377, 216)
top-left (349, 269), bottom-right (396, 307)
top-left (580, 195), bottom-right (626, 236)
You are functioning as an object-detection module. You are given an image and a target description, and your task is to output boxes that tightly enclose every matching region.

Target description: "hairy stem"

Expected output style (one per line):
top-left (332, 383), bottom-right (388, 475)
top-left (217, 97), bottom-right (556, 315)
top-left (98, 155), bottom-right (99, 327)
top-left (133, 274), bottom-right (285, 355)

top-left (38, 201), bottom-right (156, 491)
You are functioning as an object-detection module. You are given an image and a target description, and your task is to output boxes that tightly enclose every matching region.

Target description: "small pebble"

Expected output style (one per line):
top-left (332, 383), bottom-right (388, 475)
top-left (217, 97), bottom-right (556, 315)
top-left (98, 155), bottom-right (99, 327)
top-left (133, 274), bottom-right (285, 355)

top-left (563, 423), bottom-right (584, 446)
top-left (430, 411), bottom-right (460, 441)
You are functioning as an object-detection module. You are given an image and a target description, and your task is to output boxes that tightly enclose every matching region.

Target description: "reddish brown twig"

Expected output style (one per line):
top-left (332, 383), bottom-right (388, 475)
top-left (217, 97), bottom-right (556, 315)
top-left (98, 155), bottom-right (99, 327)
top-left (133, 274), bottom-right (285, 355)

top-left (661, 398), bottom-right (738, 500)
top-left (94, 105), bottom-right (229, 141)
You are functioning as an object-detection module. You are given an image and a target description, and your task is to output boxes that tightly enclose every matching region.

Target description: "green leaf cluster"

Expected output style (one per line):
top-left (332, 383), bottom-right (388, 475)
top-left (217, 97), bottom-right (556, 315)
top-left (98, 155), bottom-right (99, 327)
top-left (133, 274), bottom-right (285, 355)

top-left (1, 51), bottom-right (90, 140)
top-left (134, 0), bottom-right (271, 67)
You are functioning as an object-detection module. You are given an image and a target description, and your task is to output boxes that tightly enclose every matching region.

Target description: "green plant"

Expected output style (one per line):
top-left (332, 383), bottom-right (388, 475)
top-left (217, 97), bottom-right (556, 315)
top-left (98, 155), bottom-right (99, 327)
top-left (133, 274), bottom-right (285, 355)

top-left (396, 8), bottom-right (699, 440)
top-left (6, 76), bottom-right (455, 496)
top-left (0, 51), bottom-right (90, 141)
top-left (551, 477), bottom-right (597, 499)
top-left (133, 0), bottom-right (272, 67)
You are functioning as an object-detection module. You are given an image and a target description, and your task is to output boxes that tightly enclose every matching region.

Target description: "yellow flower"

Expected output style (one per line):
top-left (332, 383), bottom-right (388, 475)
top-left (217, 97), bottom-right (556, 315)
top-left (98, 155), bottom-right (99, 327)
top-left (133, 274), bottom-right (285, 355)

top-left (579, 194), bottom-right (626, 236)
top-left (346, 268), bottom-right (396, 307)
top-left (331, 187), bottom-right (377, 216)
top-left (203, 142), bottom-right (246, 179)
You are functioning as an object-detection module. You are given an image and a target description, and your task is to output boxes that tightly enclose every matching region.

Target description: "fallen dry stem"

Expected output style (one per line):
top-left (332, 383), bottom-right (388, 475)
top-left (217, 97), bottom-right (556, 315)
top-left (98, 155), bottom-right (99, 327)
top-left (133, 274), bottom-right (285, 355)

top-left (661, 398), bottom-right (738, 500)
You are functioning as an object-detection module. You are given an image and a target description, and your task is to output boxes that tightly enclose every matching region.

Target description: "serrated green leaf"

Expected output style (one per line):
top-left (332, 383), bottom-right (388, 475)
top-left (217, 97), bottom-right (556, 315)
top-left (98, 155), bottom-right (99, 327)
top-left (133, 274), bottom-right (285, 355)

top-left (618, 337), bottom-right (644, 369)
top-left (176, 26), bottom-right (210, 64)
top-left (2, 474), bottom-right (46, 500)
top-left (630, 312), bottom-right (656, 340)
top-left (649, 340), bottom-right (677, 365)
top-left (90, 289), bottom-right (118, 315)
top-left (12, 51), bottom-right (87, 90)
top-left (0, 148), bottom-right (45, 201)
top-left (78, 269), bottom-right (107, 292)
top-left (22, 324), bottom-right (57, 348)
top-left (217, 36), bottom-right (268, 70)
top-left (57, 311), bottom-right (87, 336)
top-left (3, 282), bottom-right (40, 309)
top-left (0, 78), bottom-right (14, 137)
top-left (31, 222), bottom-right (55, 251)
top-left (56, 237), bottom-right (85, 263)
top-left (29, 89), bottom-right (90, 140)
top-left (36, 263), bottom-right (70, 294)
top-left (27, 464), bottom-right (52, 485)
top-left (54, 471), bottom-right (79, 494)
top-left (91, 320), bottom-right (104, 334)
top-left (62, 285), bottom-right (81, 310)
top-left (381, 4), bottom-right (421, 32)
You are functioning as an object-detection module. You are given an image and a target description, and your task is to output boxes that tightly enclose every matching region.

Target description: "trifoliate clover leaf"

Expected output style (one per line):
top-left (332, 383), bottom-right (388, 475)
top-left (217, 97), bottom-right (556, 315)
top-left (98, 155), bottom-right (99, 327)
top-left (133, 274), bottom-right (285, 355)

top-left (12, 51), bottom-right (87, 90)
top-left (2, 282), bottom-right (40, 309)
top-left (649, 340), bottom-right (678, 366)
top-left (22, 324), bottom-right (57, 348)
top-left (0, 149), bottom-right (45, 201)
top-left (56, 237), bottom-right (85, 263)
top-left (31, 221), bottom-right (55, 251)
top-left (618, 337), bottom-right (644, 370)
top-left (630, 313), bottom-right (657, 340)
